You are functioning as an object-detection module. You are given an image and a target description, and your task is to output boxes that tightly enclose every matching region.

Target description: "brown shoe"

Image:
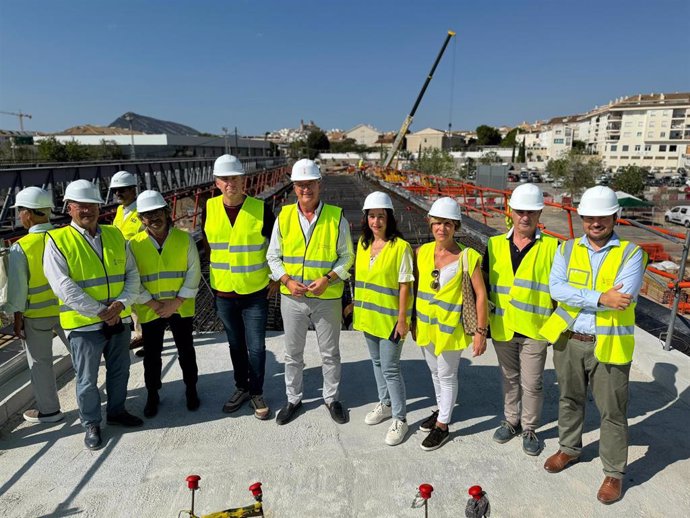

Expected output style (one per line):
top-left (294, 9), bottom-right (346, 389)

top-left (543, 450), bottom-right (580, 473)
top-left (597, 476), bottom-right (622, 505)
top-left (129, 336), bottom-right (144, 350)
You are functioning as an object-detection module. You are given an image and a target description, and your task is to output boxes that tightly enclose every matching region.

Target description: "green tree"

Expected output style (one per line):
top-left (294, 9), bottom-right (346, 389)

top-left (64, 140), bottom-right (91, 161)
top-left (478, 151), bottom-right (501, 165)
top-left (37, 136), bottom-right (68, 162)
top-left (417, 148), bottom-right (456, 177)
top-left (476, 125), bottom-right (501, 146)
top-left (517, 140), bottom-right (526, 163)
top-left (306, 129), bottom-right (330, 159)
top-left (572, 139), bottom-right (586, 152)
top-left (612, 165), bottom-right (646, 197)
top-left (500, 128), bottom-right (518, 148)
top-left (93, 139), bottom-right (125, 160)
top-left (547, 150), bottom-right (600, 198)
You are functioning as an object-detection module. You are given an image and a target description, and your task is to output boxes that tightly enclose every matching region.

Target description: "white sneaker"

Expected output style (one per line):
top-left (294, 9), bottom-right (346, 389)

top-left (385, 419), bottom-right (409, 446)
top-left (364, 402), bottom-right (392, 425)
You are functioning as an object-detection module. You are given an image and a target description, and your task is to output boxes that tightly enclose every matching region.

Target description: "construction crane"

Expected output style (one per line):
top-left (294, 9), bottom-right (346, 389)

top-left (382, 30), bottom-right (456, 169)
top-left (0, 110), bottom-right (33, 131)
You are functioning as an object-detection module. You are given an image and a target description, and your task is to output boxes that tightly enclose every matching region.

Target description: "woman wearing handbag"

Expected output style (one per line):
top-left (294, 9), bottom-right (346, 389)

top-left (353, 192), bottom-right (414, 446)
top-left (412, 197), bottom-right (488, 451)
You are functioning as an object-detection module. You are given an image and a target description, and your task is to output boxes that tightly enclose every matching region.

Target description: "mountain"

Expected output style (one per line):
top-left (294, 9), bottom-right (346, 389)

top-left (109, 112), bottom-right (201, 136)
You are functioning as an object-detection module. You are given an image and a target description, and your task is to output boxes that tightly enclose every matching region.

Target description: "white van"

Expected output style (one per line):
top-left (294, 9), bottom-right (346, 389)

top-left (664, 206), bottom-right (690, 227)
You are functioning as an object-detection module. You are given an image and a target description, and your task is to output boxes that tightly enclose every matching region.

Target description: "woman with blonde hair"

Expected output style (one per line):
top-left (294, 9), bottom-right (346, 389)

top-left (413, 197), bottom-right (488, 451)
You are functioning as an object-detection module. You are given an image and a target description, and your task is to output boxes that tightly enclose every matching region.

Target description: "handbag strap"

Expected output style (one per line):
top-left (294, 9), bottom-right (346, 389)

top-left (461, 247), bottom-right (469, 273)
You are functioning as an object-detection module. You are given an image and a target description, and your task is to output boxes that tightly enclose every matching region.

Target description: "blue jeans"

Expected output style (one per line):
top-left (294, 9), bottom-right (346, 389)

top-left (215, 294), bottom-right (268, 395)
top-left (69, 327), bottom-right (131, 427)
top-left (364, 332), bottom-right (406, 420)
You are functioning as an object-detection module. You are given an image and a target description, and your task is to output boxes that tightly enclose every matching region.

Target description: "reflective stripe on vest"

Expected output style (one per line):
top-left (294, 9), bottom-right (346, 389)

top-left (130, 227), bottom-right (196, 324)
top-left (17, 232), bottom-right (59, 318)
top-left (487, 233), bottom-right (558, 341)
top-left (47, 225), bottom-right (132, 330)
top-left (204, 195), bottom-right (269, 294)
top-left (113, 205), bottom-right (143, 240)
top-left (278, 203), bottom-right (344, 299)
top-left (415, 242), bottom-right (478, 354)
top-left (353, 237), bottom-right (413, 339)
top-left (538, 238), bottom-right (643, 364)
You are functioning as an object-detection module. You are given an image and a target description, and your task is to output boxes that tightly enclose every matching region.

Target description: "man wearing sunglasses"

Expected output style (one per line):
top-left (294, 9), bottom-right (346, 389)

top-left (5, 187), bottom-right (69, 424)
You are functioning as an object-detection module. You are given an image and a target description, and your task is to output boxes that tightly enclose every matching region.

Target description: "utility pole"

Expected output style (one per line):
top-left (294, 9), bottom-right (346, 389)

top-left (234, 126), bottom-right (239, 156)
top-left (0, 110), bottom-right (33, 131)
top-left (124, 113), bottom-right (136, 159)
top-left (222, 127), bottom-right (229, 154)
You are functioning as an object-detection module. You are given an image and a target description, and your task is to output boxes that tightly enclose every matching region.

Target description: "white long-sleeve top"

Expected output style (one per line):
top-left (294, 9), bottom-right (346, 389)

top-left (43, 221), bottom-right (140, 333)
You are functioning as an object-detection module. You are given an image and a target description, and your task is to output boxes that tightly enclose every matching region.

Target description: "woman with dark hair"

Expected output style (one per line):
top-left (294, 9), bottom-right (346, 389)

top-left (353, 191), bottom-right (414, 446)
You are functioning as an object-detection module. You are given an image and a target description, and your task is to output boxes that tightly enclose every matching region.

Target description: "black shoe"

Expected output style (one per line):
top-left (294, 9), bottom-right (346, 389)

top-left (144, 392), bottom-right (159, 418)
top-left (275, 401), bottom-right (302, 425)
top-left (420, 426), bottom-right (450, 451)
top-left (492, 420), bottom-right (522, 444)
top-left (327, 401), bottom-right (348, 424)
top-left (186, 387), bottom-right (200, 411)
top-left (419, 410), bottom-right (439, 432)
top-left (106, 410), bottom-right (144, 427)
top-left (135, 348), bottom-right (145, 358)
top-left (84, 425), bottom-right (102, 450)
top-left (222, 388), bottom-right (250, 413)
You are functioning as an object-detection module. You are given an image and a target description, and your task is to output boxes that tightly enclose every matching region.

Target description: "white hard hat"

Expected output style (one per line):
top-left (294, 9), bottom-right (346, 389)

top-left (110, 170), bottom-right (137, 189)
top-left (137, 190), bottom-right (168, 213)
top-left (428, 197), bottom-right (462, 221)
top-left (11, 186), bottom-right (54, 210)
top-left (213, 154), bottom-right (245, 176)
top-left (362, 191), bottom-right (394, 212)
top-left (291, 159), bottom-right (322, 181)
top-left (577, 186), bottom-right (620, 217)
top-left (509, 183), bottom-right (544, 211)
top-left (64, 179), bottom-right (104, 204)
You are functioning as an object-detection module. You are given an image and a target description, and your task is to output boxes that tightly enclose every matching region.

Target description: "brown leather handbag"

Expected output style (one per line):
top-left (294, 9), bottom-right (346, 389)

top-left (461, 249), bottom-right (478, 334)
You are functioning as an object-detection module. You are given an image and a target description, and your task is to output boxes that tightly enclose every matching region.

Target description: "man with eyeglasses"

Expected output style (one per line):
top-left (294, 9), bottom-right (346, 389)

top-left (267, 159), bottom-right (354, 425)
top-left (5, 187), bottom-right (69, 424)
top-left (129, 190), bottom-right (200, 418)
top-left (43, 179), bottom-right (142, 450)
top-left (203, 154), bottom-right (276, 420)
top-left (482, 183), bottom-right (558, 457)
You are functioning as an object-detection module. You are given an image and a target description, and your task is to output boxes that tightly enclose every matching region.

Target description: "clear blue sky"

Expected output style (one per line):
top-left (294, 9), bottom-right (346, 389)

top-left (1, 0), bottom-right (688, 135)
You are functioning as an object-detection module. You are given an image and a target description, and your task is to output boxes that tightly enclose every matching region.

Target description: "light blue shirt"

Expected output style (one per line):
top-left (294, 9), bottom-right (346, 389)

top-left (549, 233), bottom-right (645, 334)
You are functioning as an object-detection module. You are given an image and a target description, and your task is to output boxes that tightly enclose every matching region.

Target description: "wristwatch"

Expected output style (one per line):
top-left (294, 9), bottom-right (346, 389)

top-left (325, 274), bottom-right (336, 285)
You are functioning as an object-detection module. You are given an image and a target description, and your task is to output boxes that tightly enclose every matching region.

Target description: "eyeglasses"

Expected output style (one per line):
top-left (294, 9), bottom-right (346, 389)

top-left (112, 188), bottom-right (132, 194)
top-left (294, 181), bottom-right (318, 191)
top-left (139, 208), bottom-right (165, 219)
top-left (430, 269), bottom-right (440, 291)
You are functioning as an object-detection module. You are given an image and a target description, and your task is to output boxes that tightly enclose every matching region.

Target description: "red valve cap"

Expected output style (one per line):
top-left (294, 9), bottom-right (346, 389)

top-left (418, 483), bottom-right (434, 500)
top-left (249, 482), bottom-right (263, 496)
top-left (468, 485), bottom-right (483, 500)
top-left (186, 475), bottom-right (201, 490)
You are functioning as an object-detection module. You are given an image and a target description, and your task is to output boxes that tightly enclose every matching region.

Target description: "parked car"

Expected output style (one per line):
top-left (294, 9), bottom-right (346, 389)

top-left (542, 171), bottom-right (554, 182)
top-left (519, 171), bottom-right (531, 183)
top-left (664, 206), bottom-right (690, 227)
top-left (529, 171), bottom-right (542, 183)
top-left (552, 179), bottom-right (564, 189)
top-left (507, 173), bottom-right (519, 182)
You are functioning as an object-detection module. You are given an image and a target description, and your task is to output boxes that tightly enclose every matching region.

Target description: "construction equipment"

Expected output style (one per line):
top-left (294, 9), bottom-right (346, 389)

top-left (382, 30), bottom-right (456, 169)
top-left (0, 110), bottom-right (33, 131)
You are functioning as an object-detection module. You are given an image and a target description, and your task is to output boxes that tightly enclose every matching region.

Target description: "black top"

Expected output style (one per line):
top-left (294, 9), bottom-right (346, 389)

top-left (481, 232), bottom-right (538, 275)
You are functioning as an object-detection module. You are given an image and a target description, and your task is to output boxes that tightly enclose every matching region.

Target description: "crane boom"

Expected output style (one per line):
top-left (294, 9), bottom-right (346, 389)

top-left (382, 30), bottom-right (456, 169)
top-left (0, 110), bottom-right (33, 131)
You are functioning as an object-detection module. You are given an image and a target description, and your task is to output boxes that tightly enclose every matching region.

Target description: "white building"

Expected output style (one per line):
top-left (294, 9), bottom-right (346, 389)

top-left (344, 124), bottom-right (380, 147)
top-left (575, 92), bottom-right (690, 172)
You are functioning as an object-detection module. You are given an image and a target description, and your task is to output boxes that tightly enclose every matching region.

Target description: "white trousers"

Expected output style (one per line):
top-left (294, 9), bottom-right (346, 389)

top-left (422, 345), bottom-right (463, 424)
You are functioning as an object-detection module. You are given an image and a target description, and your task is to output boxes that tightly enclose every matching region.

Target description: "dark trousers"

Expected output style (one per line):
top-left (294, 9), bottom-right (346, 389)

top-left (141, 314), bottom-right (198, 392)
top-left (215, 294), bottom-right (268, 396)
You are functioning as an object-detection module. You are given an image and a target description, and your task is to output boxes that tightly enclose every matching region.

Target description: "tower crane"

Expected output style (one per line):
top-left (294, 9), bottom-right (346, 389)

top-left (382, 30), bottom-right (456, 169)
top-left (0, 110), bottom-right (33, 131)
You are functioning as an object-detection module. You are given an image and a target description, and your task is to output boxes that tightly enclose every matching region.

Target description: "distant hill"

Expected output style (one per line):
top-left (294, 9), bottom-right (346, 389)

top-left (109, 112), bottom-right (201, 136)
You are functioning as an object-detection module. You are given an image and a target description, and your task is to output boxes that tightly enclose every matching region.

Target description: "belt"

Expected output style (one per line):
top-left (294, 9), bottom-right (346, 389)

top-left (565, 330), bottom-right (596, 343)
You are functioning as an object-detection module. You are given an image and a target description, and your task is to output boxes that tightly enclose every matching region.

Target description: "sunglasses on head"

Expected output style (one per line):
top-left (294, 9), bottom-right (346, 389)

top-left (430, 269), bottom-right (440, 291)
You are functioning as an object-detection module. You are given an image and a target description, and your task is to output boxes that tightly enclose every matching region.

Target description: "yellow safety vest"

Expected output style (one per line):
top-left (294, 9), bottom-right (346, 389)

top-left (278, 203), bottom-right (344, 299)
top-left (487, 233), bottom-right (558, 341)
top-left (17, 231), bottom-right (59, 318)
top-left (204, 195), bottom-right (270, 294)
top-left (130, 227), bottom-right (196, 324)
top-left (539, 238), bottom-right (644, 364)
top-left (46, 225), bottom-right (132, 330)
top-left (113, 204), bottom-right (143, 240)
top-left (353, 237), bottom-right (413, 339)
top-left (415, 242), bottom-right (480, 354)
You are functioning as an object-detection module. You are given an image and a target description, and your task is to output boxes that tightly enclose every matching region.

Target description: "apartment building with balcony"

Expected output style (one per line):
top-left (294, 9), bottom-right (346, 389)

top-left (576, 93), bottom-right (690, 172)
